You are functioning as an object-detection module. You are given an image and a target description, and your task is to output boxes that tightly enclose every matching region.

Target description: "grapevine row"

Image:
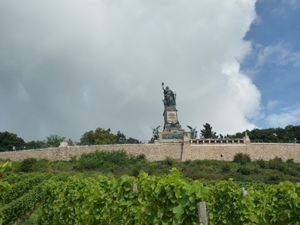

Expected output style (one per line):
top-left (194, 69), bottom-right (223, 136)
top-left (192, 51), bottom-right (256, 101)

top-left (4, 173), bottom-right (52, 204)
top-left (1, 173), bottom-right (69, 225)
top-left (38, 168), bottom-right (300, 225)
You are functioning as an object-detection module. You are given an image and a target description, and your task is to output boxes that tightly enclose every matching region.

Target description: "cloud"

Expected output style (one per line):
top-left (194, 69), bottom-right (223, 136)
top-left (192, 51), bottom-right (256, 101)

top-left (265, 102), bottom-right (300, 127)
top-left (255, 43), bottom-right (300, 68)
top-left (0, 0), bottom-right (260, 142)
top-left (268, 0), bottom-right (300, 17)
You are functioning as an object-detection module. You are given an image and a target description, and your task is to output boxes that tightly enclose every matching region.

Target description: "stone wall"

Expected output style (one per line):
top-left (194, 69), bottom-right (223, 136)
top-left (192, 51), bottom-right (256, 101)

top-left (182, 143), bottom-right (300, 162)
top-left (0, 142), bottom-right (300, 162)
top-left (0, 143), bottom-right (182, 162)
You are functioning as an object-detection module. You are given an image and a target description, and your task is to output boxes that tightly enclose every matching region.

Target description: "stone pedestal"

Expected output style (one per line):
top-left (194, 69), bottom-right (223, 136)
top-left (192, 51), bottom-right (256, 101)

top-left (159, 106), bottom-right (186, 143)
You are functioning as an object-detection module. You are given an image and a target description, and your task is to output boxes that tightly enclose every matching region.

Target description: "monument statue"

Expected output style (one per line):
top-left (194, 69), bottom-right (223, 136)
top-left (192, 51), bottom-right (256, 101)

top-left (187, 125), bottom-right (198, 139)
top-left (162, 82), bottom-right (176, 107)
top-left (152, 125), bottom-right (161, 140)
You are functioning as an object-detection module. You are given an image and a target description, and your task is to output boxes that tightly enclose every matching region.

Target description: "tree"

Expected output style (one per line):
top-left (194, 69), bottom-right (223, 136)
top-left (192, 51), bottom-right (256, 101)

top-left (79, 127), bottom-right (117, 145)
top-left (126, 137), bottom-right (141, 144)
top-left (45, 134), bottom-right (64, 147)
top-left (93, 127), bottom-right (117, 144)
top-left (26, 140), bottom-right (47, 149)
top-left (231, 125), bottom-right (300, 143)
top-left (148, 137), bottom-right (155, 143)
top-left (0, 131), bottom-right (25, 152)
top-left (200, 123), bottom-right (215, 138)
top-left (67, 138), bottom-right (74, 146)
top-left (80, 130), bottom-right (95, 145)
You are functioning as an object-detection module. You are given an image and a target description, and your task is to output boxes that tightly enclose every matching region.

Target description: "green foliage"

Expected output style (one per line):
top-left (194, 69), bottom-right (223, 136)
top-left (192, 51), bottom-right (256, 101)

top-left (1, 173), bottom-right (66, 225)
top-left (79, 130), bottom-right (95, 145)
top-left (32, 159), bottom-right (53, 173)
top-left (3, 167), bottom-right (300, 224)
top-left (265, 175), bottom-right (280, 184)
top-left (207, 179), bottom-right (259, 224)
top-left (0, 131), bottom-right (25, 152)
top-left (2, 172), bottom-right (33, 184)
top-left (19, 158), bottom-right (37, 173)
top-left (0, 161), bottom-right (12, 225)
top-left (93, 127), bottom-right (117, 144)
top-left (221, 164), bottom-right (231, 173)
top-left (200, 123), bottom-right (216, 138)
top-left (45, 134), bottom-right (64, 147)
top-left (25, 140), bottom-right (47, 149)
top-left (2, 182), bottom-right (46, 225)
top-left (233, 153), bottom-right (251, 165)
top-left (126, 137), bottom-right (141, 144)
top-left (268, 157), bottom-right (285, 171)
top-left (255, 159), bottom-right (267, 169)
top-left (162, 157), bottom-right (175, 167)
top-left (4, 173), bottom-right (52, 204)
top-left (79, 128), bottom-right (141, 145)
top-left (233, 125), bottom-right (300, 143)
top-left (257, 182), bottom-right (300, 224)
top-left (232, 131), bottom-right (246, 138)
top-left (237, 165), bottom-right (252, 175)
top-left (39, 168), bottom-right (208, 225)
top-left (75, 150), bottom-right (146, 171)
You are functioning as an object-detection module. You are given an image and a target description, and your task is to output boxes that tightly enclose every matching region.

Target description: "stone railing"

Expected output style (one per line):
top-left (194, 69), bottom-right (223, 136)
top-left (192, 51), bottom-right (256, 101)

top-left (190, 138), bottom-right (245, 144)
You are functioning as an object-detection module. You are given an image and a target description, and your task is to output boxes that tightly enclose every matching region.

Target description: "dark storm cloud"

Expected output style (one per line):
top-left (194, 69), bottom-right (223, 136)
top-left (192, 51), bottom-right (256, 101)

top-left (0, 0), bottom-right (260, 142)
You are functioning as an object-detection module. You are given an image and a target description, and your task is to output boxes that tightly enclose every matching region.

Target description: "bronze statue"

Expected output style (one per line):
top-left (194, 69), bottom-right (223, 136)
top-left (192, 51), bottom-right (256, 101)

top-left (152, 126), bottom-right (161, 140)
top-left (162, 82), bottom-right (176, 107)
top-left (187, 125), bottom-right (198, 139)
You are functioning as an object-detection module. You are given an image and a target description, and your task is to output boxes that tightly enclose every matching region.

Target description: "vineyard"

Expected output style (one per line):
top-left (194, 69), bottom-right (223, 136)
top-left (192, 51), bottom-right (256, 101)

top-left (1, 166), bottom-right (300, 225)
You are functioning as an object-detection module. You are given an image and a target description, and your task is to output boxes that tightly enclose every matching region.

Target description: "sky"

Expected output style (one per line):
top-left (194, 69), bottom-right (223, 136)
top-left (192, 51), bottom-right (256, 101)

top-left (0, 0), bottom-right (299, 143)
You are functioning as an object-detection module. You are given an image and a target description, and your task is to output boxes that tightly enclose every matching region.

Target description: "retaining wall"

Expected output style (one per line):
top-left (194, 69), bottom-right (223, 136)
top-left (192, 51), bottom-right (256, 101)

top-left (182, 143), bottom-right (300, 162)
top-left (0, 142), bottom-right (300, 162)
top-left (0, 143), bottom-right (182, 162)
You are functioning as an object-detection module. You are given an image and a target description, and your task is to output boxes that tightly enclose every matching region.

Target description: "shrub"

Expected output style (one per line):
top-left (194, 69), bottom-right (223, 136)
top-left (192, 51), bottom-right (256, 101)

top-left (69, 156), bottom-right (77, 162)
top-left (284, 168), bottom-right (298, 177)
top-left (255, 159), bottom-right (266, 169)
top-left (76, 150), bottom-right (146, 171)
top-left (233, 153), bottom-right (251, 165)
top-left (268, 157), bottom-right (284, 171)
top-left (221, 165), bottom-right (231, 173)
top-left (132, 168), bottom-right (140, 177)
top-left (237, 165), bottom-right (251, 175)
top-left (32, 159), bottom-right (52, 173)
top-left (162, 157), bottom-right (175, 167)
top-left (265, 175), bottom-right (280, 184)
top-left (184, 160), bottom-right (191, 165)
top-left (136, 154), bottom-right (146, 161)
top-left (19, 158), bottom-right (37, 172)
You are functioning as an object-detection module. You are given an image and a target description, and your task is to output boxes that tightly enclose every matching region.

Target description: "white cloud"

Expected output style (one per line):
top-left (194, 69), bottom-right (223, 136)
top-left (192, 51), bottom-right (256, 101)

top-left (270, 0), bottom-right (300, 17)
top-left (0, 0), bottom-right (260, 141)
top-left (222, 60), bottom-right (261, 120)
top-left (265, 102), bottom-right (300, 127)
top-left (255, 43), bottom-right (300, 68)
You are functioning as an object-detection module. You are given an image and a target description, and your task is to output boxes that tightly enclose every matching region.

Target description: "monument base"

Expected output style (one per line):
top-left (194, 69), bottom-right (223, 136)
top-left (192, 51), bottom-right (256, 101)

top-left (158, 105), bottom-right (187, 143)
